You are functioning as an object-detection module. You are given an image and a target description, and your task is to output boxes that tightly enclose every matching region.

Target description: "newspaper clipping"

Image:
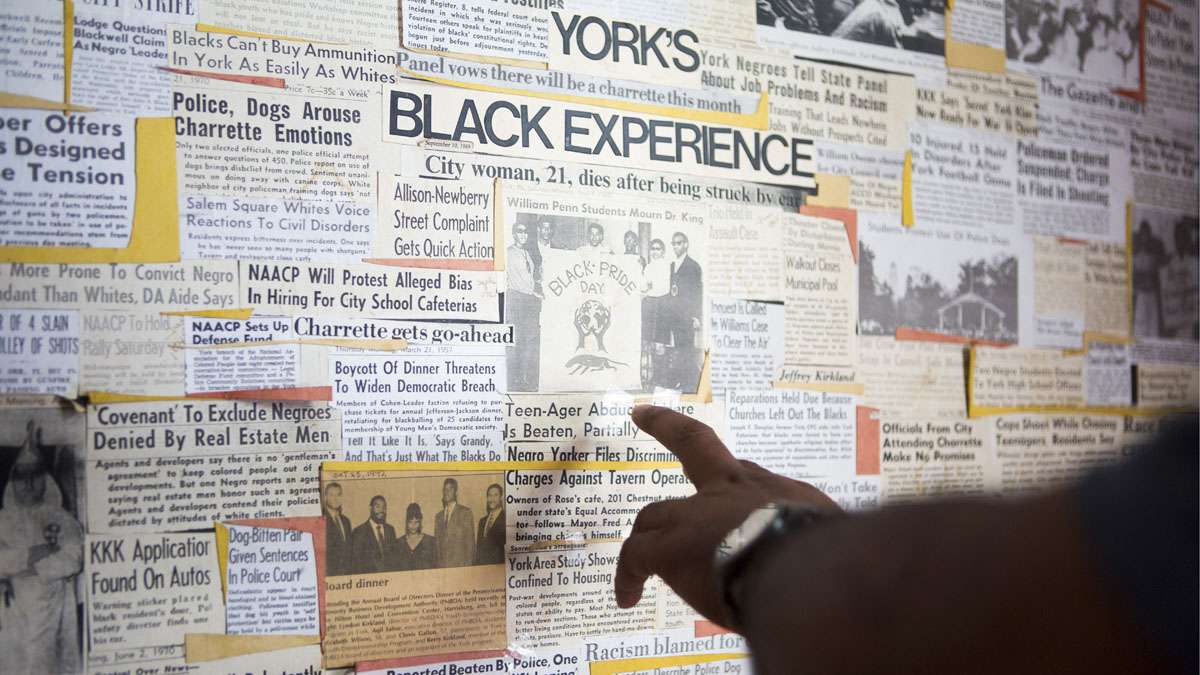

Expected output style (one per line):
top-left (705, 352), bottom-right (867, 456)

top-left (909, 122), bottom-right (1016, 232)
top-left (223, 524), bottom-right (320, 636)
top-left (0, 0), bottom-right (64, 103)
top-left (858, 217), bottom-right (1020, 344)
top-left (1005, 0), bottom-right (1141, 90)
top-left (86, 401), bottom-right (341, 533)
top-left (1084, 239), bottom-right (1131, 337)
top-left (85, 532), bottom-right (223, 673)
top-left (375, 175), bottom-right (497, 269)
top-left (877, 417), bottom-right (998, 502)
top-left (1131, 204), bottom-right (1199, 340)
top-left (501, 186), bottom-right (708, 394)
top-left (332, 344), bottom-right (506, 462)
top-left (970, 346), bottom-right (1085, 411)
top-left (1016, 138), bottom-right (1131, 241)
top-left (726, 390), bottom-right (858, 487)
top-left (0, 308), bottom-right (79, 397)
top-left (758, 0), bottom-right (948, 82)
top-left (994, 414), bottom-right (1122, 495)
top-left (0, 111), bottom-right (134, 248)
top-left (1032, 236), bottom-right (1086, 348)
top-left (319, 466), bottom-right (508, 667)
top-left (384, 80), bottom-right (817, 188)
top-left (239, 261), bottom-right (501, 321)
top-left (710, 298), bottom-right (785, 395)
top-left (859, 335), bottom-right (967, 418)
top-left (70, 1), bottom-right (193, 115)
top-left (778, 213), bottom-right (858, 385)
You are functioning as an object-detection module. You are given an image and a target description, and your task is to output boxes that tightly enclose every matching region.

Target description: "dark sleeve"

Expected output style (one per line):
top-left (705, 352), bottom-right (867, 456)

top-left (1078, 414), bottom-right (1198, 673)
top-left (688, 262), bottom-right (703, 319)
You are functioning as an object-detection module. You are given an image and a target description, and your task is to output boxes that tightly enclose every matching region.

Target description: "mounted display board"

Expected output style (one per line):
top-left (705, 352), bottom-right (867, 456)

top-left (0, 0), bottom-right (1196, 673)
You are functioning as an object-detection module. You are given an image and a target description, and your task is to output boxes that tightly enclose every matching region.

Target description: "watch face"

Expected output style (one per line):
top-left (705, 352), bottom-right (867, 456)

top-left (716, 505), bottom-right (779, 561)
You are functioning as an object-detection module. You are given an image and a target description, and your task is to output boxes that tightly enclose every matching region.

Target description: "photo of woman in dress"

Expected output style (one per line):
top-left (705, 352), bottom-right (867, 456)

top-left (391, 503), bottom-right (437, 571)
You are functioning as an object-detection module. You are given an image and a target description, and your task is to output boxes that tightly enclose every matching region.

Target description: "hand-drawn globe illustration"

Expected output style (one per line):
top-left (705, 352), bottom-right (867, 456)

top-left (573, 299), bottom-right (612, 352)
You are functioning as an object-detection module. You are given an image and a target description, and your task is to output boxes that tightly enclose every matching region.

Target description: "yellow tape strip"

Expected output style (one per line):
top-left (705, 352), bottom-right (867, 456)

top-left (590, 653), bottom-right (748, 675)
top-left (772, 380), bottom-right (866, 395)
top-left (399, 67), bottom-right (771, 131)
top-left (185, 634), bottom-right (321, 663)
top-left (945, 40), bottom-right (1006, 73)
top-left (944, 12), bottom-right (1006, 73)
top-left (195, 23), bottom-right (337, 43)
top-left (680, 350), bottom-right (714, 404)
top-left (0, 93), bottom-right (91, 110)
top-left (809, 173), bottom-right (852, 208)
top-left (0, 118), bottom-right (180, 263)
top-left (1062, 331), bottom-right (1134, 357)
top-left (162, 308), bottom-right (255, 320)
top-left (968, 403), bottom-right (1197, 417)
top-left (213, 522), bottom-right (229, 598)
top-left (87, 392), bottom-right (190, 403)
top-left (323, 460), bottom-right (682, 473)
top-left (901, 150), bottom-right (914, 227)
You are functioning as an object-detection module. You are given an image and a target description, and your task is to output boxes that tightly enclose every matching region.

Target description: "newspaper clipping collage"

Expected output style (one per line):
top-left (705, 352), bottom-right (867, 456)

top-left (0, 0), bottom-right (1196, 672)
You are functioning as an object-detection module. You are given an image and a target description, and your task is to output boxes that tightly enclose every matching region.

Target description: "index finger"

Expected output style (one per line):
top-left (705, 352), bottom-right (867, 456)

top-left (631, 405), bottom-right (741, 489)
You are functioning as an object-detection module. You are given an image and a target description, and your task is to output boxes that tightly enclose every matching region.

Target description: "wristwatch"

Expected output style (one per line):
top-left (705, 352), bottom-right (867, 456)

top-left (714, 502), bottom-right (835, 630)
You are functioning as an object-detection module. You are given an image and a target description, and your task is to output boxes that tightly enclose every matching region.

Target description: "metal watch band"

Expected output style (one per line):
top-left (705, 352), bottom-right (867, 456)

top-left (717, 503), bottom-right (836, 631)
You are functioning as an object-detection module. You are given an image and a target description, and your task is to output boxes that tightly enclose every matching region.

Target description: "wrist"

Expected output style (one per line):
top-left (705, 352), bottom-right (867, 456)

top-left (715, 503), bottom-right (839, 631)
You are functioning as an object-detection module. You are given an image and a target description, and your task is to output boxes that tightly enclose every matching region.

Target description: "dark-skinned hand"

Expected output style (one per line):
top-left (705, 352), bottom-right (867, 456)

top-left (614, 405), bottom-right (840, 628)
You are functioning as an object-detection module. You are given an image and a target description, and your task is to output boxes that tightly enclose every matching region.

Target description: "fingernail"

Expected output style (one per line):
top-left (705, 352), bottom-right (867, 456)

top-left (631, 404), bottom-right (653, 421)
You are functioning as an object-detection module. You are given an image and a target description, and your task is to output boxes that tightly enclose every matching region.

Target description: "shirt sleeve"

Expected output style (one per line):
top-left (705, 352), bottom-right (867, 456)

top-left (1077, 414), bottom-right (1198, 674)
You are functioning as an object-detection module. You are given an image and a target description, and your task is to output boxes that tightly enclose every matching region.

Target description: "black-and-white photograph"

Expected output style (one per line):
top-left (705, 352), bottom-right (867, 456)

top-left (859, 237), bottom-right (1019, 343)
top-left (1132, 205), bottom-right (1199, 341)
top-left (1005, 0), bottom-right (1140, 88)
top-left (757, 0), bottom-right (946, 54)
top-left (323, 472), bottom-right (505, 576)
top-left (504, 213), bottom-right (705, 394)
top-left (639, 226), bottom-right (705, 392)
top-left (0, 406), bottom-right (85, 675)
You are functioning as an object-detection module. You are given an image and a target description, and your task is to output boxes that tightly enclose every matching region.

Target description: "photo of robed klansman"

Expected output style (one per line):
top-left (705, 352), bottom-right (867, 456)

top-left (0, 420), bottom-right (84, 674)
top-left (350, 495), bottom-right (396, 574)
top-left (435, 478), bottom-right (476, 568)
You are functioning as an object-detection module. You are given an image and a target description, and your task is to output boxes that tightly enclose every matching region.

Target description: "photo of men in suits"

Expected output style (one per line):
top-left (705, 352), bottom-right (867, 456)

top-left (350, 495), bottom-right (395, 574)
top-left (475, 484), bottom-right (505, 565)
top-left (435, 478), bottom-right (475, 568)
top-left (323, 482), bottom-right (354, 576)
top-left (321, 472), bottom-right (506, 575)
